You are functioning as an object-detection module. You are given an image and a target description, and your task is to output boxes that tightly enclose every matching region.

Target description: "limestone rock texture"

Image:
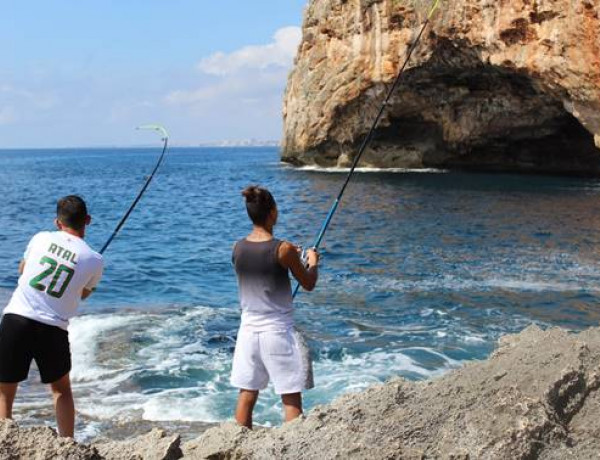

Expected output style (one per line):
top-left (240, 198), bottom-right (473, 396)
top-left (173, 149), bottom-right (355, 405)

top-left (4, 326), bottom-right (600, 458)
top-left (0, 420), bottom-right (101, 459)
top-left (93, 428), bottom-right (182, 460)
top-left (282, 0), bottom-right (600, 174)
top-left (181, 326), bottom-right (600, 459)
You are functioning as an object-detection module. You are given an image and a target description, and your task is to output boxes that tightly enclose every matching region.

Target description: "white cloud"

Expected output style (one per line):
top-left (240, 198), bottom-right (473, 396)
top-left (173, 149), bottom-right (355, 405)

top-left (165, 27), bottom-right (301, 107)
top-left (0, 84), bottom-right (58, 110)
top-left (165, 81), bottom-right (233, 105)
top-left (196, 26), bottom-right (301, 76)
top-left (0, 106), bottom-right (18, 125)
top-left (159, 26), bottom-right (303, 142)
top-left (108, 100), bottom-right (156, 123)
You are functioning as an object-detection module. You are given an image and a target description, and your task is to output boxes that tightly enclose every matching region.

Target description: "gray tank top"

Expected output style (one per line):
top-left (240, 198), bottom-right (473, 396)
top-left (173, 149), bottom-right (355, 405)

top-left (233, 239), bottom-right (294, 331)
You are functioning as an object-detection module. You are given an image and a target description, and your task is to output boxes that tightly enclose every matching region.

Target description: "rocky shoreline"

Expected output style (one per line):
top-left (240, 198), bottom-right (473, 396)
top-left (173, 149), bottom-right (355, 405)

top-left (3, 325), bottom-right (600, 458)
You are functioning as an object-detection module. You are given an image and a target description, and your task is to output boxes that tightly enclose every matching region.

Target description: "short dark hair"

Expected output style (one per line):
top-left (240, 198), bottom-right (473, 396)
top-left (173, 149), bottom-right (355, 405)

top-left (242, 185), bottom-right (276, 226)
top-left (57, 195), bottom-right (88, 231)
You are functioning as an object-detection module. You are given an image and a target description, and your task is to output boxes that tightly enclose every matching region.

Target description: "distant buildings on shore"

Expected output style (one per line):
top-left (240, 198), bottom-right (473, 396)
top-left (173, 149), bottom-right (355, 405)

top-left (195, 139), bottom-right (281, 148)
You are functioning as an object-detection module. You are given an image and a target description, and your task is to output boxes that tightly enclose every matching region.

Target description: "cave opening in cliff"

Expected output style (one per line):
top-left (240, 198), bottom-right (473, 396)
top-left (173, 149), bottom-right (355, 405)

top-left (363, 42), bottom-right (600, 175)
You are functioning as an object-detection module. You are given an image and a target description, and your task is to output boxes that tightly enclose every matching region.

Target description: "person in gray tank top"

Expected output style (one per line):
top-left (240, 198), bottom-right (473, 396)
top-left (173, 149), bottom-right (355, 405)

top-left (230, 185), bottom-right (319, 429)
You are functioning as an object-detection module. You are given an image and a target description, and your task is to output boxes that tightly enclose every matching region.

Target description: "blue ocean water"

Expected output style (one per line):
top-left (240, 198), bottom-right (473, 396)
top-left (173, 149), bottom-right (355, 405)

top-left (2, 147), bottom-right (600, 440)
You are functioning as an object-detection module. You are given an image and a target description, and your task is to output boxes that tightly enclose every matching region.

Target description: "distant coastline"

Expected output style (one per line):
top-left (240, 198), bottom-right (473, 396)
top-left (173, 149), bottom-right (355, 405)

top-left (196, 139), bottom-right (280, 148)
top-left (0, 140), bottom-right (281, 151)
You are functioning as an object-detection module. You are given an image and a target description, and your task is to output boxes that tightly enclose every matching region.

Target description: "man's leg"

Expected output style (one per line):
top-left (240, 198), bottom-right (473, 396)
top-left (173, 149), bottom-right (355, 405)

top-left (0, 383), bottom-right (18, 419)
top-left (282, 392), bottom-right (302, 422)
top-left (50, 374), bottom-right (74, 438)
top-left (0, 314), bottom-right (31, 420)
top-left (235, 389), bottom-right (259, 429)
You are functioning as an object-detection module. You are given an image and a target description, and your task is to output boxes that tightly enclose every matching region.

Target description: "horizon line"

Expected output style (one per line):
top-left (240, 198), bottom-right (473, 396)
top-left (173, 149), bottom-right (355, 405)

top-left (0, 142), bottom-right (282, 151)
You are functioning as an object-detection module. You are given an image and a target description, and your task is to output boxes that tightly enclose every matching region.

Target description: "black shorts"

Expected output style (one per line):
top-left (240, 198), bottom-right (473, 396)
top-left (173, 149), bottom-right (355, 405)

top-left (0, 313), bottom-right (71, 384)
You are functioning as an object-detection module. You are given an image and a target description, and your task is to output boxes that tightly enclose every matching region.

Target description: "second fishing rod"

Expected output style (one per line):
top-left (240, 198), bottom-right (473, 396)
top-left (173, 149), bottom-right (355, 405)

top-left (293, 0), bottom-right (441, 297)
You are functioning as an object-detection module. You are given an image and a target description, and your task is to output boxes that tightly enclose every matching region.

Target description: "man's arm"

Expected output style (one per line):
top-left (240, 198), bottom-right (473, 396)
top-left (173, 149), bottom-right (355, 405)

top-left (278, 242), bottom-right (319, 291)
top-left (18, 260), bottom-right (25, 275)
top-left (82, 261), bottom-right (103, 301)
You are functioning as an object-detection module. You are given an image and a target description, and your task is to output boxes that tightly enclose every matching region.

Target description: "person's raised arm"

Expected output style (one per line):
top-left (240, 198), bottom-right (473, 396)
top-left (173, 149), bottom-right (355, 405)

top-left (278, 242), bottom-right (319, 292)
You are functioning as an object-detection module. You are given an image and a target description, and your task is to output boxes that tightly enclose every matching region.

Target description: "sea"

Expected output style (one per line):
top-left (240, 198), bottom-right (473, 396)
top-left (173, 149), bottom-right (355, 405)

top-left (1, 146), bottom-right (600, 441)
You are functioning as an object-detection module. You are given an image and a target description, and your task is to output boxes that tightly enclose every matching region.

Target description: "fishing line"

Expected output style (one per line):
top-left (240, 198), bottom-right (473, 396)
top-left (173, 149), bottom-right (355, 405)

top-left (293, 0), bottom-right (441, 297)
top-left (99, 125), bottom-right (169, 255)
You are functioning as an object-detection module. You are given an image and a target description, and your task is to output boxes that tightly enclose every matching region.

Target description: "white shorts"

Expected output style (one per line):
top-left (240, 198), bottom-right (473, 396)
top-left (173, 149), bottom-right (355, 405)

top-left (230, 326), bottom-right (314, 395)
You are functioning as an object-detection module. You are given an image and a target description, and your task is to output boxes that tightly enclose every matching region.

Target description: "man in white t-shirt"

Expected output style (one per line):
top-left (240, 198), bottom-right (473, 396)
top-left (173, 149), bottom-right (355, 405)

top-left (0, 195), bottom-right (103, 438)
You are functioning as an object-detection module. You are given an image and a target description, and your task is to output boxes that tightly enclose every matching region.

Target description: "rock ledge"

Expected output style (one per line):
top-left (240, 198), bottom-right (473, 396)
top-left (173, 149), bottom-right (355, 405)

top-left (4, 326), bottom-right (600, 458)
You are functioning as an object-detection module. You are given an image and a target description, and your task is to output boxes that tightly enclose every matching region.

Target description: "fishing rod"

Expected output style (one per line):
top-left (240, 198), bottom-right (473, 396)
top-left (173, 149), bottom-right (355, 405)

top-left (293, 0), bottom-right (441, 297)
top-left (99, 124), bottom-right (169, 255)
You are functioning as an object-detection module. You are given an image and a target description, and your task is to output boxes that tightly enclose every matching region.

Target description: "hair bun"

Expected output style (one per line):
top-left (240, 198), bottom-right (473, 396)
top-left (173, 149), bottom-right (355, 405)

top-left (241, 185), bottom-right (276, 225)
top-left (242, 185), bottom-right (261, 203)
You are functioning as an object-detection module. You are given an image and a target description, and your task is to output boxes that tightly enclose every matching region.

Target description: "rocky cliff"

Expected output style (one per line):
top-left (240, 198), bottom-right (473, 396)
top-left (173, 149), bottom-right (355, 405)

top-left (282, 0), bottom-right (600, 174)
top-left (4, 325), bottom-right (600, 458)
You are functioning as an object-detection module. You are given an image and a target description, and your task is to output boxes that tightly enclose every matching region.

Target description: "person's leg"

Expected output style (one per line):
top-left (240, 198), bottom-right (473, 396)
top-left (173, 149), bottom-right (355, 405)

top-left (0, 314), bottom-right (33, 419)
top-left (0, 383), bottom-right (18, 419)
top-left (33, 319), bottom-right (73, 437)
top-left (282, 392), bottom-right (302, 422)
top-left (235, 389), bottom-right (259, 429)
top-left (261, 330), bottom-right (307, 424)
top-left (231, 328), bottom-right (267, 429)
top-left (49, 374), bottom-right (74, 438)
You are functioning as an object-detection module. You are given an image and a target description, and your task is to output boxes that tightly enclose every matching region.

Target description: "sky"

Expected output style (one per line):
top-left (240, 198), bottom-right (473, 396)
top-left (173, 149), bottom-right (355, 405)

top-left (0, 1), bottom-right (308, 148)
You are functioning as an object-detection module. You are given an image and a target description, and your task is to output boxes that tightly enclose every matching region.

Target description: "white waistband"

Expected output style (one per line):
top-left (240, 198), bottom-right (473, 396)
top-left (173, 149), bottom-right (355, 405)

top-left (240, 311), bottom-right (294, 332)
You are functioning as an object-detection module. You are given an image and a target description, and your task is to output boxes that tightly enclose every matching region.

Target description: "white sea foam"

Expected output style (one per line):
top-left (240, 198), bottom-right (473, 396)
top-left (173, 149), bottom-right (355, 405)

top-left (481, 278), bottom-right (591, 292)
top-left (141, 394), bottom-right (220, 423)
top-left (76, 422), bottom-right (102, 443)
top-left (70, 314), bottom-right (141, 382)
top-left (405, 347), bottom-right (461, 366)
top-left (462, 335), bottom-right (486, 344)
top-left (70, 307), bottom-right (234, 424)
top-left (283, 163), bottom-right (448, 174)
top-left (348, 328), bottom-right (362, 338)
top-left (375, 275), bottom-right (599, 294)
top-left (77, 389), bottom-right (153, 420)
top-left (65, 306), bottom-right (469, 427)
top-left (314, 347), bottom-right (457, 392)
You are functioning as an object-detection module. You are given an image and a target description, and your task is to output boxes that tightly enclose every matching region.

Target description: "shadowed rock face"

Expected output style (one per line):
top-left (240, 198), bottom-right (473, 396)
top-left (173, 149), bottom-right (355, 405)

top-left (282, 0), bottom-right (600, 175)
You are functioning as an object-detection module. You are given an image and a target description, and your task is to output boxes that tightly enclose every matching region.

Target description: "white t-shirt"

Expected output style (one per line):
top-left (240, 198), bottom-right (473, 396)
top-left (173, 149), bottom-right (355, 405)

top-left (3, 231), bottom-right (103, 330)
